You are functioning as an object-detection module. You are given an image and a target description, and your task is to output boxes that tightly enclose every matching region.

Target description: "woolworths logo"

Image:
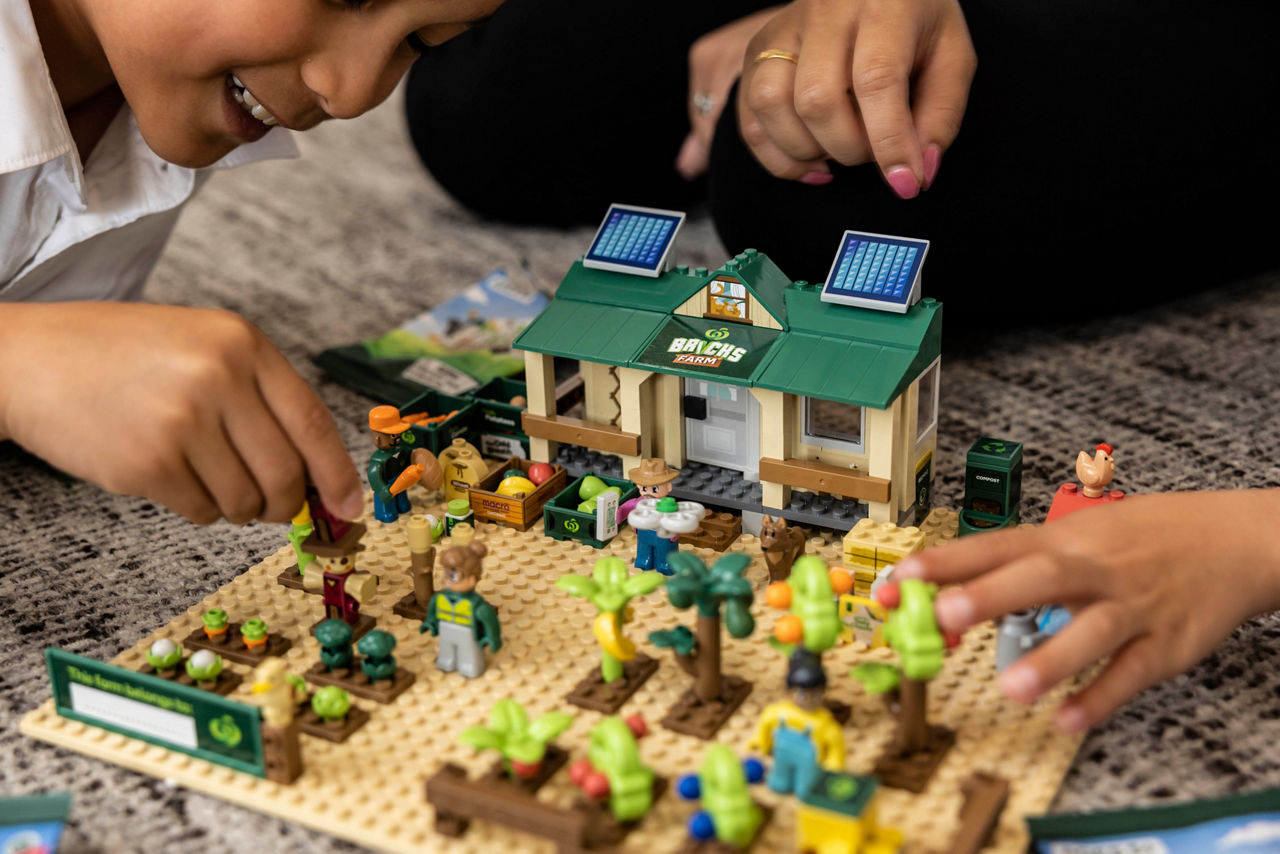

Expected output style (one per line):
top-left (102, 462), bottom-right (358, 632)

top-left (667, 327), bottom-right (748, 368)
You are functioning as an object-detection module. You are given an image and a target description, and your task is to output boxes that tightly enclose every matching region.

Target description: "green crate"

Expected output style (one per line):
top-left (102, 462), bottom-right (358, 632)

top-left (468, 378), bottom-right (531, 459)
top-left (543, 474), bottom-right (637, 549)
top-left (397, 389), bottom-right (477, 455)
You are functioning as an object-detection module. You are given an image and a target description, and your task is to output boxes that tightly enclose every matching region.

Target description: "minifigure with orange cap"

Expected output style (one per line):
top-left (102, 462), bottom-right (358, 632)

top-left (367, 406), bottom-right (443, 523)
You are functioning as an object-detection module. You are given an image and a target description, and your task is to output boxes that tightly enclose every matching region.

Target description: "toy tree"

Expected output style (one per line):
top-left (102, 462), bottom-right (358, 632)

top-left (648, 552), bottom-right (755, 738)
top-left (458, 698), bottom-right (574, 781)
top-left (557, 556), bottom-right (665, 684)
top-left (765, 555), bottom-right (852, 655)
top-left (849, 578), bottom-right (960, 791)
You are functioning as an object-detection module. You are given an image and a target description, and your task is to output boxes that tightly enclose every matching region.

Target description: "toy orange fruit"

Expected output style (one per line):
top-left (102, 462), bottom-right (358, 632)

top-left (765, 581), bottom-right (791, 610)
top-left (774, 614), bottom-right (803, 644)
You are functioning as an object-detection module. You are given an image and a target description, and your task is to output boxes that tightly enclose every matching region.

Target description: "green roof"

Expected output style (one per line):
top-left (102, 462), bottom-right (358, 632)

top-left (511, 298), bottom-right (667, 366)
top-left (515, 253), bottom-right (942, 410)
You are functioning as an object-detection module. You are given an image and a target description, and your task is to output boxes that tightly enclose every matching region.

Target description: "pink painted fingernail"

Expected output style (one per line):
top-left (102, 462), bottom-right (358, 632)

top-left (885, 166), bottom-right (920, 199)
top-left (922, 145), bottom-right (942, 190)
top-left (934, 590), bottom-right (973, 629)
top-left (1000, 665), bottom-right (1040, 702)
top-left (801, 170), bottom-right (834, 186)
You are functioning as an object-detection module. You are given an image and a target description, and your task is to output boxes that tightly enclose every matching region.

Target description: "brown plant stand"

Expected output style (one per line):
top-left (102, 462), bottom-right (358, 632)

top-left (566, 654), bottom-right (659, 714)
top-left (183, 623), bottom-right (293, 666)
top-left (873, 725), bottom-right (955, 793)
top-left (305, 661), bottom-right (415, 704)
top-left (660, 676), bottom-right (752, 740)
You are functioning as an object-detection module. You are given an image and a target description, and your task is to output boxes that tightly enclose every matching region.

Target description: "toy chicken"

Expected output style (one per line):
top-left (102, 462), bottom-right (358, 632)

top-left (1075, 442), bottom-right (1116, 498)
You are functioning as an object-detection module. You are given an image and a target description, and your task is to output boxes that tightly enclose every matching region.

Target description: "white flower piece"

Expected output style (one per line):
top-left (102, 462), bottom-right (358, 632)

top-left (627, 498), bottom-right (706, 538)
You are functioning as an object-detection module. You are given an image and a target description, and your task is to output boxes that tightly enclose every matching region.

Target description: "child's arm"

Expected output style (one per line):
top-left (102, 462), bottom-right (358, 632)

top-left (0, 301), bottom-right (363, 525)
top-left (896, 490), bottom-right (1280, 732)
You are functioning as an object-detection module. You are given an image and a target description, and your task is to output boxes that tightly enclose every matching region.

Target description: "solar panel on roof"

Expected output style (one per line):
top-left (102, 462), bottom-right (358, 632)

top-left (819, 231), bottom-right (929, 313)
top-left (583, 204), bottom-right (685, 278)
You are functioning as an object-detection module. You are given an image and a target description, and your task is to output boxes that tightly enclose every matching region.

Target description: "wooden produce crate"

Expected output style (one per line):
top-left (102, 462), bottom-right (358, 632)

top-left (468, 457), bottom-right (566, 530)
top-left (543, 473), bottom-right (638, 549)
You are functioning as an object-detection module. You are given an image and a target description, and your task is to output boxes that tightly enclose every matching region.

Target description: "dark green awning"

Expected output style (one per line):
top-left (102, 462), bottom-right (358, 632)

top-left (633, 315), bottom-right (781, 383)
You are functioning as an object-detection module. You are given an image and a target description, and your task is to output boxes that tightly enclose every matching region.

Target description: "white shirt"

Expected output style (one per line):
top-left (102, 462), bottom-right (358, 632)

top-left (0, 0), bottom-right (298, 302)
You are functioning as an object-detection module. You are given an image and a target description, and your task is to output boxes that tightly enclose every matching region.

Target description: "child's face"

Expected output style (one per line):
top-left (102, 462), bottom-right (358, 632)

top-left (83, 0), bottom-right (504, 167)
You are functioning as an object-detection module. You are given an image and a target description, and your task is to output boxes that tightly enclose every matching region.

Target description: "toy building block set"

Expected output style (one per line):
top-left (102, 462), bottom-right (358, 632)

top-left (20, 206), bottom-right (1111, 853)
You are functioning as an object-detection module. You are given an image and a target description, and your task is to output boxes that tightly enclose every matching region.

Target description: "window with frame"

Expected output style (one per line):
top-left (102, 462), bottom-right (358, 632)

top-left (804, 397), bottom-right (863, 453)
top-left (706, 276), bottom-right (750, 322)
top-left (915, 360), bottom-right (940, 444)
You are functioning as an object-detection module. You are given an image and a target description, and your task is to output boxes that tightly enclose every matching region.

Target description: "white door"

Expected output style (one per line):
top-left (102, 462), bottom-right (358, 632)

top-left (684, 380), bottom-right (760, 480)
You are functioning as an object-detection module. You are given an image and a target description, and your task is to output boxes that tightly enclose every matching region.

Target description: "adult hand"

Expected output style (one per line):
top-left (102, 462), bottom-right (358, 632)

top-left (895, 490), bottom-right (1280, 732)
top-left (737, 0), bottom-right (975, 196)
top-left (0, 302), bottom-right (363, 525)
top-left (676, 6), bottom-right (784, 181)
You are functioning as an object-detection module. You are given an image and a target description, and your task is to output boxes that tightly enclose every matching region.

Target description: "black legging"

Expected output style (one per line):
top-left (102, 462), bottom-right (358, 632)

top-left (405, 1), bottom-right (1279, 328)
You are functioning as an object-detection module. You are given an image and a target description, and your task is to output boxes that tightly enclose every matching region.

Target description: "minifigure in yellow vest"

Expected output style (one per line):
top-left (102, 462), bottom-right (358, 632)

top-left (420, 542), bottom-right (501, 678)
top-left (751, 649), bottom-right (845, 797)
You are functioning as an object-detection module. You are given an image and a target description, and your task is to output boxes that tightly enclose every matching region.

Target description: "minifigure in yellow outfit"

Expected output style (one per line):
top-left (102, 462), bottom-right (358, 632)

top-left (751, 649), bottom-right (844, 797)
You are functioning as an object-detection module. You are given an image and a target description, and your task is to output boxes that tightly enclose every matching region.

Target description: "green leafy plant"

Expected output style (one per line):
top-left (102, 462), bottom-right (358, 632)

top-left (357, 629), bottom-right (398, 681)
top-left (556, 556), bottom-right (665, 683)
top-left (311, 685), bottom-right (353, 723)
top-left (458, 698), bottom-right (574, 779)
top-left (314, 618), bottom-right (355, 671)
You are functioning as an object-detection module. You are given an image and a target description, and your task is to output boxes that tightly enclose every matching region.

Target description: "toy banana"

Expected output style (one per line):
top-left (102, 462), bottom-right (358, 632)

top-left (593, 611), bottom-right (636, 662)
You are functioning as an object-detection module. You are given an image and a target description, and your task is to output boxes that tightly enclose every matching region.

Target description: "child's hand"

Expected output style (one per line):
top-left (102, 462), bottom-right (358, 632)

top-left (0, 302), bottom-right (363, 525)
top-left (895, 491), bottom-right (1280, 732)
top-left (737, 0), bottom-right (975, 195)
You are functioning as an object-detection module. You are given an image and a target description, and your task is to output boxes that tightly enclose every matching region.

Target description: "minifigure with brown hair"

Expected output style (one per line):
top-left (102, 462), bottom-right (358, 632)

top-left (420, 542), bottom-right (501, 678)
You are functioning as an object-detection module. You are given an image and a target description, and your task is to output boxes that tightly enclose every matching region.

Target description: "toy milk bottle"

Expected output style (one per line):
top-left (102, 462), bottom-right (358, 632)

top-left (444, 448), bottom-right (489, 503)
top-left (445, 498), bottom-right (474, 535)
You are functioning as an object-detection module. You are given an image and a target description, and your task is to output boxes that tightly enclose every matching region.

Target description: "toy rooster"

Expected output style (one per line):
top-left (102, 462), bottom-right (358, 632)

top-left (1075, 443), bottom-right (1115, 498)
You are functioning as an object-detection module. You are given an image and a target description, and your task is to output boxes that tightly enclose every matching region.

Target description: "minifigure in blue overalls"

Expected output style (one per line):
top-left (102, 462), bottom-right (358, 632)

top-left (618, 459), bottom-right (705, 575)
top-left (750, 649), bottom-right (845, 797)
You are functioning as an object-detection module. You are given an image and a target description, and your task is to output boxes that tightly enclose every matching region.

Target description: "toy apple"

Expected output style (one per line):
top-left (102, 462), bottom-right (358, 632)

top-left (527, 462), bottom-right (554, 485)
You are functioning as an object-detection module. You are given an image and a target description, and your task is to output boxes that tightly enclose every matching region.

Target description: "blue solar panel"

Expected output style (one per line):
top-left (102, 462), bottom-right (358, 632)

top-left (820, 231), bottom-right (929, 313)
top-left (583, 204), bottom-right (685, 277)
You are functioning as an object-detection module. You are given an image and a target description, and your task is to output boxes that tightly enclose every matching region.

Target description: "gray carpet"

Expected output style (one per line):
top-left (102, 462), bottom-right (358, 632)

top-left (4, 86), bottom-right (1280, 853)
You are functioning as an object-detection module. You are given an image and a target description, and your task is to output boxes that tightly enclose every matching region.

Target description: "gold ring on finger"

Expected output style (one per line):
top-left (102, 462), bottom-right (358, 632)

top-left (754, 49), bottom-right (799, 64)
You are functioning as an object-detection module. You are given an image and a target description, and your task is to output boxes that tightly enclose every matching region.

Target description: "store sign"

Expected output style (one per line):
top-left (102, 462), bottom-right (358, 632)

top-left (637, 316), bottom-right (779, 381)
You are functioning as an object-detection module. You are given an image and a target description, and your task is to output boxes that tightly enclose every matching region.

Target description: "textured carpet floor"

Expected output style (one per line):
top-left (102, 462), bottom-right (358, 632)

top-left (4, 87), bottom-right (1280, 853)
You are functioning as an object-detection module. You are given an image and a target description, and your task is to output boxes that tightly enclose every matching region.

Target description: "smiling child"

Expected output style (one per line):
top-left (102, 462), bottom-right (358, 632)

top-left (0, 0), bottom-right (501, 526)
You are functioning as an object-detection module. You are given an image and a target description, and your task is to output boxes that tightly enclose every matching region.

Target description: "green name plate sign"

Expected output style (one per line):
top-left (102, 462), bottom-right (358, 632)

top-left (44, 648), bottom-right (265, 777)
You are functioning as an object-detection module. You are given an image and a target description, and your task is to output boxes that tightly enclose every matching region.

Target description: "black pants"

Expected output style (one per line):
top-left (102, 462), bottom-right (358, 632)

top-left (405, 0), bottom-right (1279, 328)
